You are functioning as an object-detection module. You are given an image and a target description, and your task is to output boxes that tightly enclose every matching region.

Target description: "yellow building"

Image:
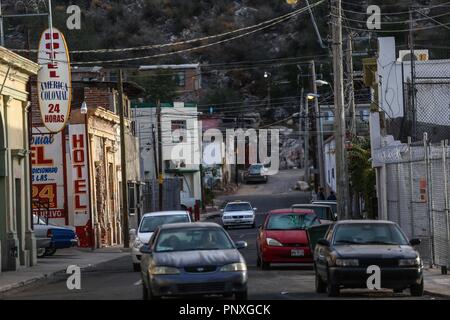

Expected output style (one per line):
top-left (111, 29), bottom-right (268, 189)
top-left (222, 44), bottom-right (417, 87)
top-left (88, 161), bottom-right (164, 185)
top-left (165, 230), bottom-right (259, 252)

top-left (0, 47), bottom-right (39, 272)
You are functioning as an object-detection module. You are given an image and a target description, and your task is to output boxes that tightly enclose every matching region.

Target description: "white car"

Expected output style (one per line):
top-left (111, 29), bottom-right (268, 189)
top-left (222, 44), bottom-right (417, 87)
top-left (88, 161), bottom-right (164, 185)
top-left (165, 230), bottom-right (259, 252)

top-left (221, 201), bottom-right (257, 229)
top-left (130, 210), bottom-right (191, 271)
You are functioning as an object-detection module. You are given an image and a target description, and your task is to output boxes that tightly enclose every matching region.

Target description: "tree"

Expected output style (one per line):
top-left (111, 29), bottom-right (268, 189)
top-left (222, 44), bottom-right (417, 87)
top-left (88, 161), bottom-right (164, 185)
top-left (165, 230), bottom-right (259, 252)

top-left (348, 137), bottom-right (376, 219)
top-left (132, 69), bottom-right (178, 103)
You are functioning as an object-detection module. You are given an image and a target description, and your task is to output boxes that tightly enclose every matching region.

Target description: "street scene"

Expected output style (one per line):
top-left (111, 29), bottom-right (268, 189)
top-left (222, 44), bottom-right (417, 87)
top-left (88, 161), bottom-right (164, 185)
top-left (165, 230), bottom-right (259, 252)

top-left (0, 0), bottom-right (450, 306)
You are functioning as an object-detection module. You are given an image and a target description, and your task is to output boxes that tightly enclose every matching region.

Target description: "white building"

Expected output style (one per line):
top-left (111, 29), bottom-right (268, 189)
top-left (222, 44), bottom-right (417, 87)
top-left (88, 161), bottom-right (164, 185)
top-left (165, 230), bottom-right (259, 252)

top-left (132, 102), bottom-right (202, 209)
top-left (323, 136), bottom-right (337, 194)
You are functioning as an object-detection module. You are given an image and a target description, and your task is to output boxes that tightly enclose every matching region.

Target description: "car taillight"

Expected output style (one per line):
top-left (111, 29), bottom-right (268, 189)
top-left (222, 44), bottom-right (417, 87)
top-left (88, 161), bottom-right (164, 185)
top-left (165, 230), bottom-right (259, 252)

top-left (47, 229), bottom-right (53, 238)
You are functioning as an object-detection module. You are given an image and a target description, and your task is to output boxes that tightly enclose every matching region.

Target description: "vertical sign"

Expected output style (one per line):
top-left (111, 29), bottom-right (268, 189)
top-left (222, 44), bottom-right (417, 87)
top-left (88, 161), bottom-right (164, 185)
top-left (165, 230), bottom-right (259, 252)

top-left (37, 28), bottom-right (71, 133)
top-left (69, 124), bottom-right (91, 247)
top-left (30, 128), bottom-right (67, 226)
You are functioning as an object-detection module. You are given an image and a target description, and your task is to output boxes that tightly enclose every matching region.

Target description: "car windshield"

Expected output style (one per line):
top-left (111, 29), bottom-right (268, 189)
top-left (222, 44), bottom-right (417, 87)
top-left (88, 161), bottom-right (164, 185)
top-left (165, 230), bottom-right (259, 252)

top-left (225, 203), bottom-right (252, 211)
top-left (266, 214), bottom-right (320, 230)
top-left (249, 165), bottom-right (262, 174)
top-left (139, 214), bottom-right (189, 233)
top-left (155, 228), bottom-right (235, 252)
top-left (293, 206), bottom-right (330, 220)
top-left (333, 223), bottom-right (409, 245)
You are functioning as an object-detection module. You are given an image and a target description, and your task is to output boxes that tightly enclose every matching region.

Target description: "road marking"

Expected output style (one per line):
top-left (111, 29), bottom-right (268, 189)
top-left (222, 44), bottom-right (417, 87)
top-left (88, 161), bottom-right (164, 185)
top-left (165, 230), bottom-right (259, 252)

top-left (134, 280), bottom-right (142, 286)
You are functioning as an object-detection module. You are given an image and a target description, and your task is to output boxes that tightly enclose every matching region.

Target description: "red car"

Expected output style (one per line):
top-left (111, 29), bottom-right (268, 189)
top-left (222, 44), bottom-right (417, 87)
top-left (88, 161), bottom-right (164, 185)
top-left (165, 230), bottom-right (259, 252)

top-left (256, 209), bottom-right (320, 269)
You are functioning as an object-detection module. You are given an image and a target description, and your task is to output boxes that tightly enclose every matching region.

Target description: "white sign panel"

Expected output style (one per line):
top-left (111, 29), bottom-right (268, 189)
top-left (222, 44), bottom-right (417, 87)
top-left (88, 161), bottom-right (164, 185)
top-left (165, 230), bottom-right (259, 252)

top-left (30, 128), bottom-right (67, 226)
top-left (68, 124), bottom-right (91, 247)
top-left (37, 28), bottom-right (71, 133)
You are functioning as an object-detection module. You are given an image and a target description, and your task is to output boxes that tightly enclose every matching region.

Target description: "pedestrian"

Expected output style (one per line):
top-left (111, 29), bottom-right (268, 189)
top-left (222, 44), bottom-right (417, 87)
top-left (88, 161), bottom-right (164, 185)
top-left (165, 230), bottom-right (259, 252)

top-left (317, 187), bottom-right (326, 200)
top-left (327, 190), bottom-right (337, 201)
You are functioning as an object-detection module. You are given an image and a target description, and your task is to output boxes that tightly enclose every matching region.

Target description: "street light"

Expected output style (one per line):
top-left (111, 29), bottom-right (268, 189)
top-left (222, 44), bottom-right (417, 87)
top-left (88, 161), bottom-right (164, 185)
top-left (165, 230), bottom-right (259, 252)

top-left (81, 101), bottom-right (88, 114)
top-left (315, 80), bottom-right (330, 86)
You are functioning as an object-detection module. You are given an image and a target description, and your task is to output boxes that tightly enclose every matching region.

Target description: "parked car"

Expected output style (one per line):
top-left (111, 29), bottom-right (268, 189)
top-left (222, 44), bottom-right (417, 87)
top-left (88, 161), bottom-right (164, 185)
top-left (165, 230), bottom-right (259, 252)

top-left (291, 204), bottom-right (336, 223)
top-left (311, 200), bottom-right (337, 215)
top-left (130, 210), bottom-right (191, 272)
top-left (139, 222), bottom-right (248, 300)
top-left (221, 201), bottom-right (257, 229)
top-left (244, 164), bottom-right (268, 184)
top-left (256, 209), bottom-right (320, 269)
top-left (311, 220), bottom-right (424, 297)
top-left (33, 214), bottom-right (78, 256)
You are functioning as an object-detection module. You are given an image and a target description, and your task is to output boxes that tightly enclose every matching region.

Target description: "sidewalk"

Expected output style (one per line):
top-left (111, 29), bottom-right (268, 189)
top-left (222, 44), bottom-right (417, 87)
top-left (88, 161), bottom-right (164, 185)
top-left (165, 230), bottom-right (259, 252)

top-left (423, 268), bottom-right (450, 298)
top-left (0, 246), bottom-right (129, 294)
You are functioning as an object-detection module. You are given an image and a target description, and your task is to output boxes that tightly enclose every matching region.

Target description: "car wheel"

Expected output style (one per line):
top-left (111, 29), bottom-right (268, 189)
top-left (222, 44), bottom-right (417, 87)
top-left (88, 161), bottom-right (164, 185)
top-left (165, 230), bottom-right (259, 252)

top-left (261, 260), bottom-right (270, 270)
top-left (37, 248), bottom-right (46, 258)
top-left (315, 271), bottom-right (327, 293)
top-left (44, 248), bottom-right (57, 256)
top-left (133, 263), bottom-right (141, 272)
top-left (410, 279), bottom-right (424, 297)
top-left (327, 272), bottom-right (340, 297)
top-left (235, 290), bottom-right (248, 300)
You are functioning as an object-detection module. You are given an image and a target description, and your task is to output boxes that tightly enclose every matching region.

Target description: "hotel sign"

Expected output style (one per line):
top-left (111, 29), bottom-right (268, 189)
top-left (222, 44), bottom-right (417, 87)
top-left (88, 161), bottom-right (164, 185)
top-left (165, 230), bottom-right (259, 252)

top-left (37, 28), bottom-right (71, 133)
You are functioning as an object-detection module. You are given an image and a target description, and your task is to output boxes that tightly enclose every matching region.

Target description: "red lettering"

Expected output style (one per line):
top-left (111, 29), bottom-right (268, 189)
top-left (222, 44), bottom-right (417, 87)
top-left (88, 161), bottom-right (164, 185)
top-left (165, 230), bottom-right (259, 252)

top-left (72, 134), bottom-right (84, 149)
top-left (31, 146), bottom-right (53, 165)
top-left (73, 149), bottom-right (84, 164)
top-left (74, 180), bottom-right (87, 194)
top-left (73, 165), bottom-right (83, 179)
top-left (74, 194), bottom-right (87, 210)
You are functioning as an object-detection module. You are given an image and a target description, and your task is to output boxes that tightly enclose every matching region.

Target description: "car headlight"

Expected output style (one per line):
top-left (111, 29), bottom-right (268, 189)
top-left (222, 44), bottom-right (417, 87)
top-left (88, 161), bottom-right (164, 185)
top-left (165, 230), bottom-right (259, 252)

top-left (223, 215), bottom-right (231, 220)
top-left (335, 259), bottom-right (359, 267)
top-left (266, 238), bottom-right (283, 247)
top-left (399, 257), bottom-right (421, 267)
top-left (133, 238), bottom-right (143, 248)
top-left (220, 263), bottom-right (247, 272)
top-left (149, 266), bottom-right (180, 275)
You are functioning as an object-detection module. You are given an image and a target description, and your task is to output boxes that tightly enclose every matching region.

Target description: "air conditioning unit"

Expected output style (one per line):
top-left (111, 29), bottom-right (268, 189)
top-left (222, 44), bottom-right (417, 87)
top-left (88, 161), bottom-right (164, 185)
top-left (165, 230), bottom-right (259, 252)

top-left (398, 50), bottom-right (429, 62)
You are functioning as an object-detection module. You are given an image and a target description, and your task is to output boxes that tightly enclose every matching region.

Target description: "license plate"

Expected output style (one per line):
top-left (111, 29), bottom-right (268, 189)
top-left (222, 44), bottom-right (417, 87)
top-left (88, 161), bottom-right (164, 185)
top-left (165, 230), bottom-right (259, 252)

top-left (291, 249), bottom-right (304, 257)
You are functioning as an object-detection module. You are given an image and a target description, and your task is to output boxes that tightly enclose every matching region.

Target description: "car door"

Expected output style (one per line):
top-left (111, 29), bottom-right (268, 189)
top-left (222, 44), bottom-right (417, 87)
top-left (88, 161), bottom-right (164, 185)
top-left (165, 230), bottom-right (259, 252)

top-left (310, 224), bottom-right (334, 278)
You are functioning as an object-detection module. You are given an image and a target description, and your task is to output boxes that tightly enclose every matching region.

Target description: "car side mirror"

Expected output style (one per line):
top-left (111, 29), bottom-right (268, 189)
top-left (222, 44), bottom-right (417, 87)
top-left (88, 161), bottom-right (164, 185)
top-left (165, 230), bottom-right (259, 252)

top-left (410, 238), bottom-right (421, 246)
top-left (235, 241), bottom-right (248, 249)
top-left (334, 213), bottom-right (338, 221)
top-left (317, 238), bottom-right (330, 247)
top-left (139, 244), bottom-right (152, 254)
top-left (253, 208), bottom-right (257, 211)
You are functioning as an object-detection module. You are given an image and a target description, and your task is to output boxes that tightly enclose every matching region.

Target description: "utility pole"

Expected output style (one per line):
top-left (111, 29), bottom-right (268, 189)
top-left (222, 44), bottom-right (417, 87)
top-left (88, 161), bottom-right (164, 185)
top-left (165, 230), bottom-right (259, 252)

top-left (151, 124), bottom-right (159, 180)
top-left (0, 0), bottom-right (4, 46)
top-left (409, 8), bottom-right (417, 140)
top-left (331, 0), bottom-right (350, 219)
top-left (346, 35), bottom-right (356, 137)
top-left (311, 60), bottom-right (326, 191)
top-left (157, 99), bottom-right (163, 211)
top-left (299, 87), bottom-right (304, 168)
top-left (304, 94), bottom-right (310, 186)
top-left (118, 69), bottom-right (130, 248)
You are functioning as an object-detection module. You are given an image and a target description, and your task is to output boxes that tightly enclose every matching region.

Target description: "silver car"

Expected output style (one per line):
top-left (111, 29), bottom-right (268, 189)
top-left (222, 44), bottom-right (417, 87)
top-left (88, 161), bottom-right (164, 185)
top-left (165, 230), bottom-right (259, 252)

top-left (140, 222), bottom-right (248, 300)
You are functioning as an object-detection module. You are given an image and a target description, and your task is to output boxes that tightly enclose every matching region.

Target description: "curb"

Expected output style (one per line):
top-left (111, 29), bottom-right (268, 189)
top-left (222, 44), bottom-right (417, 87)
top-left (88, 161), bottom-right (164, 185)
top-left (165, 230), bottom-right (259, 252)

top-left (0, 254), bottom-right (126, 295)
top-left (424, 289), bottom-right (450, 299)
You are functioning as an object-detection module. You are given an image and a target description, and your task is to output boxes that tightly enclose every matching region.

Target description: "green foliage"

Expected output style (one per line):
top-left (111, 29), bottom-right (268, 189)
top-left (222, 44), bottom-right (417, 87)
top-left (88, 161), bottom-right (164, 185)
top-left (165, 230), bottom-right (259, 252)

top-left (130, 69), bottom-right (178, 103)
top-left (348, 137), bottom-right (376, 218)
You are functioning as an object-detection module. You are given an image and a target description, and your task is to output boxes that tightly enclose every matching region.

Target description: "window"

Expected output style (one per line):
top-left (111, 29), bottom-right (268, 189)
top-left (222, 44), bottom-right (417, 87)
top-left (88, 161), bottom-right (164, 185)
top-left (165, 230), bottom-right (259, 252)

top-left (171, 120), bottom-right (186, 143)
top-left (128, 183), bottom-right (136, 215)
top-left (175, 71), bottom-right (186, 87)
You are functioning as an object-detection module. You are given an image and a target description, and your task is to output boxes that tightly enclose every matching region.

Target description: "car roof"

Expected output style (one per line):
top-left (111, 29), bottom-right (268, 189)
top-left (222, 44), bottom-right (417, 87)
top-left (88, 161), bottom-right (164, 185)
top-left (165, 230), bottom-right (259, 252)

top-left (269, 208), bottom-right (315, 214)
top-left (312, 201), bottom-right (337, 204)
top-left (159, 222), bottom-right (221, 230)
top-left (226, 201), bottom-right (251, 205)
top-left (142, 210), bottom-right (189, 218)
top-left (293, 204), bottom-right (332, 208)
top-left (335, 220), bottom-right (397, 225)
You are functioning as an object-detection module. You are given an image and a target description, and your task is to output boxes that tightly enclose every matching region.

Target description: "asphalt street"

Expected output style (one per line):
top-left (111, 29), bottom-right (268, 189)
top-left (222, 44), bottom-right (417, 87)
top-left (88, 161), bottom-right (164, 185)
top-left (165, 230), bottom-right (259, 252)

top-left (1, 170), bottom-right (445, 300)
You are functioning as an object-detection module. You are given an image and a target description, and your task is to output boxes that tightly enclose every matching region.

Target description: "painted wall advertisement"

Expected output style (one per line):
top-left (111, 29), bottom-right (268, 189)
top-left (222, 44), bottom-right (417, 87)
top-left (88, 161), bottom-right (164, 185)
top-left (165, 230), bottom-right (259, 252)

top-left (31, 128), bottom-right (67, 226)
top-left (69, 124), bottom-right (92, 248)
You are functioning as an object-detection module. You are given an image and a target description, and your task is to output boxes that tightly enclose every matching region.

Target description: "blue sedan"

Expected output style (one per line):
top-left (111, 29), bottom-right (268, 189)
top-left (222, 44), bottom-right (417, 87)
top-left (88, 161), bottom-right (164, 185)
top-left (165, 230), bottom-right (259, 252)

top-left (140, 222), bottom-right (248, 300)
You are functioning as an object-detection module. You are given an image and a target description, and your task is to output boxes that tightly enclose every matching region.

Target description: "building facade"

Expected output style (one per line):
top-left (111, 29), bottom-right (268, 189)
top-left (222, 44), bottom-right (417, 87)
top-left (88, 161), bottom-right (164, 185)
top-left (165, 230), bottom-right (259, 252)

top-left (0, 47), bottom-right (39, 272)
top-left (30, 74), bottom-right (144, 248)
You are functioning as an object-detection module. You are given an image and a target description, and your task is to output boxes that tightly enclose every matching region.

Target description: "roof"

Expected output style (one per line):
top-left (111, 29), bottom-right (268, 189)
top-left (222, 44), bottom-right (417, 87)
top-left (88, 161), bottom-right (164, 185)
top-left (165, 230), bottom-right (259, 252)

top-left (71, 80), bottom-right (145, 98)
top-left (335, 220), bottom-right (396, 225)
top-left (132, 102), bottom-right (198, 109)
top-left (139, 64), bottom-right (200, 71)
top-left (292, 204), bottom-right (334, 208)
top-left (225, 201), bottom-right (251, 205)
top-left (269, 209), bottom-right (315, 214)
top-left (142, 210), bottom-right (190, 218)
top-left (159, 222), bottom-right (221, 229)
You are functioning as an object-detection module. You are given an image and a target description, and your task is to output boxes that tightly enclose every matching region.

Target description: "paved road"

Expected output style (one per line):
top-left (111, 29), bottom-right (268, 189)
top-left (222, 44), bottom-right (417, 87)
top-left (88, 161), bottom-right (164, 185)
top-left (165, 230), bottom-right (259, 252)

top-left (1, 170), bottom-right (445, 300)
